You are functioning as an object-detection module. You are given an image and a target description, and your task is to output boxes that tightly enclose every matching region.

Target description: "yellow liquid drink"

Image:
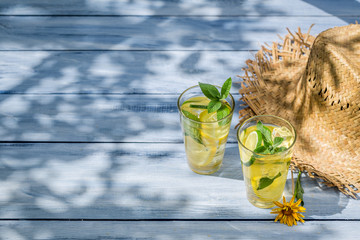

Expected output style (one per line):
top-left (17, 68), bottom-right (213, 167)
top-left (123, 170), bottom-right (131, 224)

top-left (237, 116), bottom-right (296, 208)
top-left (178, 84), bottom-right (234, 175)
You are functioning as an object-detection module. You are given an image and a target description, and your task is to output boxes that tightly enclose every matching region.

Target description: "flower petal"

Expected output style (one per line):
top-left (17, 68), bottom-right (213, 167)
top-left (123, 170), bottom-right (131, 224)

top-left (274, 201), bottom-right (284, 208)
top-left (294, 199), bottom-right (302, 207)
top-left (292, 213), bottom-right (300, 221)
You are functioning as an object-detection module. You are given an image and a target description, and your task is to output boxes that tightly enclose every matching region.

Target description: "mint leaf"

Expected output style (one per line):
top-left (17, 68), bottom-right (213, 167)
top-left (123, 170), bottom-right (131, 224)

top-left (199, 82), bottom-right (220, 101)
top-left (243, 155), bottom-right (256, 167)
top-left (190, 104), bottom-right (208, 109)
top-left (257, 121), bottom-right (273, 145)
top-left (221, 77), bottom-right (232, 99)
top-left (207, 100), bottom-right (222, 113)
top-left (273, 137), bottom-right (284, 148)
top-left (181, 109), bottom-right (203, 145)
top-left (184, 125), bottom-right (203, 145)
top-left (255, 130), bottom-right (263, 149)
top-left (217, 104), bottom-right (231, 126)
top-left (182, 100), bottom-right (199, 105)
top-left (254, 145), bottom-right (267, 153)
top-left (244, 145), bottom-right (266, 167)
top-left (182, 109), bottom-right (200, 122)
top-left (274, 146), bottom-right (287, 153)
top-left (294, 171), bottom-right (305, 206)
top-left (257, 172), bottom-right (282, 190)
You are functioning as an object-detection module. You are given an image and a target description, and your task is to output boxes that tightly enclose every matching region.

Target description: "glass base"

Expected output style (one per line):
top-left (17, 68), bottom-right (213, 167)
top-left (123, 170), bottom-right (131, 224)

top-left (247, 195), bottom-right (282, 208)
top-left (189, 163), bottom-right (222, 175)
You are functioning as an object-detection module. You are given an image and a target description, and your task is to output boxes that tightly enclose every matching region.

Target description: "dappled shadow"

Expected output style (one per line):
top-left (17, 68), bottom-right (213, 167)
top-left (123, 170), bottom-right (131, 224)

top-left (0, 0), bottom-right (358, 239)
top-left (0, 0), bottom-right (285, 223)
top-left (284, 177), bottom-right (350, 218)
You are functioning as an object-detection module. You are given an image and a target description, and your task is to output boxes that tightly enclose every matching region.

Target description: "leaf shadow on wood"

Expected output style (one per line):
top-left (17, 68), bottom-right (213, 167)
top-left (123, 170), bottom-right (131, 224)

top-left (284, 177), bottom-right (351, 218)
top-left (0, 1), bottom-right (354, 239)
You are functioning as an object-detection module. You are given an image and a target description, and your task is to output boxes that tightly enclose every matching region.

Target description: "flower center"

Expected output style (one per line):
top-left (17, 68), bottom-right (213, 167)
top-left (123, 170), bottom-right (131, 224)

top-left (283, 206), bottom-right (293, 215)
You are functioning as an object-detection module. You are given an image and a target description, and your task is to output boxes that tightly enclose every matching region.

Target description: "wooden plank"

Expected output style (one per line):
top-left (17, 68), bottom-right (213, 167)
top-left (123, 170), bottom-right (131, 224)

top-left (0, 220), bottom-right (359, 239)
top-left (1, 0), bottom-right (360, 16)
top-left (0, 142), bottom-right (358, 219)
top-left (0, 51), bottom-right (249, 94)
top-left (0, 94), bottom-right (242, 142)
top-left (0, 16), bottom-right (356, 50)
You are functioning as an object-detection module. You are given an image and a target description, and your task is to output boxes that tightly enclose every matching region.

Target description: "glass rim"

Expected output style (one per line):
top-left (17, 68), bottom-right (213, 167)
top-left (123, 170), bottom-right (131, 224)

top-left (177, 85), bottom-right (235, 124)
top-left (236, 115), bottom-right (297, 156)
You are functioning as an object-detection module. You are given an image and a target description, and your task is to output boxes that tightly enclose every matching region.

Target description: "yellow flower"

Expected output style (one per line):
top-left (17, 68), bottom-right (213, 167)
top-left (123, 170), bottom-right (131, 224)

top-left (270, 196), bottom-right (306, 226)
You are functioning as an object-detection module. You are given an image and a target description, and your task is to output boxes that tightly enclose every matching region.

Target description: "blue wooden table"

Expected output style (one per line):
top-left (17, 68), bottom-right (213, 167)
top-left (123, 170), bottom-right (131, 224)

top-left (0, 1), bottom-right (359, 239)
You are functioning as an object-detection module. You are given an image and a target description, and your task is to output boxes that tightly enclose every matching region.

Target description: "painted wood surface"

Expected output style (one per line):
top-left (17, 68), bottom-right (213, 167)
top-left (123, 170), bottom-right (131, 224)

top-left (1, 0), bottom-right (360, 17)
top-left (0, 0), bottom-right (359, 238)
top-left (0, 220), bottom-right (359, 240)
top-left (0, 51), bottom-right (249, 94)
top-left (0, 94), bottom-right (241, 142)
top-left (0, 16), bottom-right (356, 51)
top-left (0, 142), bottom-right (358, 220)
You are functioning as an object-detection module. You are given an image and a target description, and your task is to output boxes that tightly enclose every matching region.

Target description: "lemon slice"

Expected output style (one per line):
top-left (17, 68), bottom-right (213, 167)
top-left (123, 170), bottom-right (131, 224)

top-left (199, 110), bottom-right (228, 144)
top-left (185, 136), bottom-right (217, 167)
top-left (199, 110), bottom-right (217, 122)
top-left (244, 131), bottom-right (260, 151)
top-left (240, 130), bottom-right (261, 166)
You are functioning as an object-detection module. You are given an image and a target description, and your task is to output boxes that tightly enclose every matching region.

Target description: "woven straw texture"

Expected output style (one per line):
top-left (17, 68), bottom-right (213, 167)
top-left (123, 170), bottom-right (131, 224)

top-left (238, 24), bottom-right (360, 198)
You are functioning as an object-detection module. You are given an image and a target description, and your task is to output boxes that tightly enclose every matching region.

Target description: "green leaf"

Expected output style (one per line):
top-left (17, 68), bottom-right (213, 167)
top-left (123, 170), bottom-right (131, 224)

top-left (220, 77), bottom-right (232, 99)
top-left (184, 125), bottom-right (203, 145)
top-left (254, 145), bottom-right (267, 153)
top-left (182, 100), bottom-right (199, 105)
top-left (256, 121), bottom-right (273, 145)
top-left (182, 109), bottom-right (200, 122)
top-left (217, 104), bottom-right (230, 119)
top-left (274, 146), bottom-right (287, 153)
top-left (294, 171), bottom-right (305, 206)
top-left (198, 82), bottom-right (220, 101)
top-left (181, 109), bottom-right (203, 145)
top-left (257, 172), bottom-right (282, 190)
top-left (243, 155), bottom-right (256, 167)
top-left (190, 104), bottom-right (208, 109)
top-left (255, 130), bottom-right (263, 149)
top-left (244, 146), bottom-right (266, 167)
top-left (273, 137), bottom-right (284, 148)
top-left (207, 100), bottom-right (222, 113)
top-left (217, 104), bottom-right (231, 126)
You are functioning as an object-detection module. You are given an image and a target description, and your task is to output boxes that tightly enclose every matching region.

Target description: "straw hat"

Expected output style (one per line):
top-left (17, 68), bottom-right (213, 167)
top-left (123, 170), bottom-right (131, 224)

top-left (238, 24), bottom-right (360, 198)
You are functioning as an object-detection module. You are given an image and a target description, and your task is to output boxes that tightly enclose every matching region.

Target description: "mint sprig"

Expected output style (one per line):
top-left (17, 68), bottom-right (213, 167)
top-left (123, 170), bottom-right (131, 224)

top-left (197, 77), bottom-right (232, 123)
top-left (254, 121), bottom-right (287, 155)
top-left (294, 171), bottom-right (305, 206)
top-left (244, 121), bottom-right (288, 168)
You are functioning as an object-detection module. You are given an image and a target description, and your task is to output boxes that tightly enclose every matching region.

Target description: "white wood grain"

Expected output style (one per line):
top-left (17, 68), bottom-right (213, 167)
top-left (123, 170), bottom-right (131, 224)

top-left (0, 143), bottom-right (358, 219)
top-left (0, 94), bottom-right (240, 142)
top-left (1, 0), bottom-right (359, 16)
top-left (0, 16), bottom-right (356, 50)
top-left (0, 51), bottom-right (249, 94)
top-left (0, 220), bottom-right (359, 240)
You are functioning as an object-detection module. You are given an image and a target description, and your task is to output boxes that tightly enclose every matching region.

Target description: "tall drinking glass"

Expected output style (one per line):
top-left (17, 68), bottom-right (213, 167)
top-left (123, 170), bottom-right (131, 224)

top-left (237, 115), bottom-right (296, 208)
top-left (177, 86), bottom-right (235, 174)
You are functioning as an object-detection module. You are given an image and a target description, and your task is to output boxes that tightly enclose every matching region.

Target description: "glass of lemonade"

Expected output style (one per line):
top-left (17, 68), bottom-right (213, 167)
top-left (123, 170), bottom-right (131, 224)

top-left (237, 115), bottom-right (296, 208)
top-left (177, 85), bottom-right (235, 174)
